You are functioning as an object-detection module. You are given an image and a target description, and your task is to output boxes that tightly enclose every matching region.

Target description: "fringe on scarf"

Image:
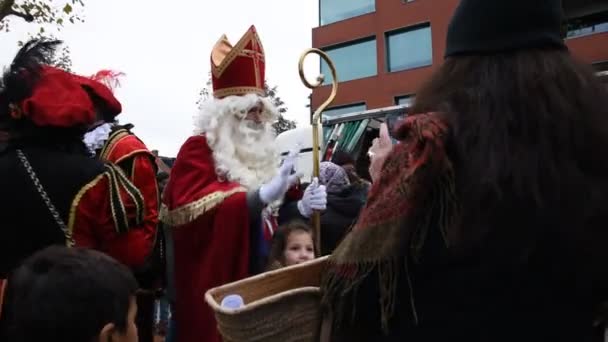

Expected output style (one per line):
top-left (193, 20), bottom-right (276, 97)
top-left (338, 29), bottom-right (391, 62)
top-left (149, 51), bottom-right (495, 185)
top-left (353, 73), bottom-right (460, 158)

top-left (321, 164), bottom-right (458, 335)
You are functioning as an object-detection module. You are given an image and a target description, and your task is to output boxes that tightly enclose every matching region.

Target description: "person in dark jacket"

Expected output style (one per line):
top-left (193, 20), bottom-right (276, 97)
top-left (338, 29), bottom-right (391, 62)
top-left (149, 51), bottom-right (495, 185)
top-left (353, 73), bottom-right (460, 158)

top-left (341, 164), bottom-right (370, 204)
top-left (318, 162), bottom-right (364, 255)
top-left (279, 162), bottom-right (364, 255)
top-left (321, 1), bottom-right (608, 341)
top-left (332, 150), bottom-right (370, 203)
top-left (0, 39), bottom-right (147, 279)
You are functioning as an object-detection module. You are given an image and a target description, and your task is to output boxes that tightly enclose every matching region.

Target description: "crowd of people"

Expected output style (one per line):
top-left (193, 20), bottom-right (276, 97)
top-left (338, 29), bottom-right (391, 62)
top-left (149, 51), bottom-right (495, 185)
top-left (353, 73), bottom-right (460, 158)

top-left (1, 0), bottom-right (608, 341)
top-left (0, 24), bottom-right (337, 342)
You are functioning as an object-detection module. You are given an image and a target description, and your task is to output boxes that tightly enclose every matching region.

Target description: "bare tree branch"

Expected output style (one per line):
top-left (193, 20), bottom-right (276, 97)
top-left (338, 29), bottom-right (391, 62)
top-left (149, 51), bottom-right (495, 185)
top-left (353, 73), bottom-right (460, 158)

top-left (0, 0), bottom-right (16, 22)
top-left (0, 0), bottom-right (34, 23)
top-left (8, 8), bottom-right (34, 21)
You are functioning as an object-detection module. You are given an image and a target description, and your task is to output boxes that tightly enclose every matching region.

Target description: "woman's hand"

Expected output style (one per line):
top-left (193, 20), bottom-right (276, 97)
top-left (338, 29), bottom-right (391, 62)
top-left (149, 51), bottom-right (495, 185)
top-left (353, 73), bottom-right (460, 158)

top-left (368, 123), bottom-right (393, 183)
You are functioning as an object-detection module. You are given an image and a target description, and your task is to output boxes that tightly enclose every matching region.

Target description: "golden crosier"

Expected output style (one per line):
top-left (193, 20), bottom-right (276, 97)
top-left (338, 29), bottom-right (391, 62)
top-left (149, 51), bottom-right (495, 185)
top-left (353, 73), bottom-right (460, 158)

top-left (298, 48), bottom-right (338, 256)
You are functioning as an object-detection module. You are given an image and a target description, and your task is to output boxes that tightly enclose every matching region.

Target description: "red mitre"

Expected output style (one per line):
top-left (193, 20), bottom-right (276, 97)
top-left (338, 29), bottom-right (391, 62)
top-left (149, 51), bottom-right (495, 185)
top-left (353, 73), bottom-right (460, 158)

top-left (14, 66), bottom-right (122, 128)
top-left (211, 25), bottom-right (266, 99)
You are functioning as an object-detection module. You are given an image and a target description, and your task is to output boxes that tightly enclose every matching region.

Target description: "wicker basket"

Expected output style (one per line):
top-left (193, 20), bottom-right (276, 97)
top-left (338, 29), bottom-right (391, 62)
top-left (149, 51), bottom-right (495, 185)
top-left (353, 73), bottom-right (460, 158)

top-left (205, 256), bottom-right (328, 342)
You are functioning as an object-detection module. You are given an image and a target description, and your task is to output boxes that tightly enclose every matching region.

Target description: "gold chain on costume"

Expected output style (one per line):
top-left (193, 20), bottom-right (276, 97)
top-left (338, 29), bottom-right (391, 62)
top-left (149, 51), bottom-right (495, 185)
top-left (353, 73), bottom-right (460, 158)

top-left (16, 149), bottom-right (75, 247)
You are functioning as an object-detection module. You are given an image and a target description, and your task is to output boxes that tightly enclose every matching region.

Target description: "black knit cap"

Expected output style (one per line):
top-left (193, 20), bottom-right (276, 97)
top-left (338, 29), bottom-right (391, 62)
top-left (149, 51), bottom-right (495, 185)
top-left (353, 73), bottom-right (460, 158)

top-left (445, 0), bottom-right (566, 57)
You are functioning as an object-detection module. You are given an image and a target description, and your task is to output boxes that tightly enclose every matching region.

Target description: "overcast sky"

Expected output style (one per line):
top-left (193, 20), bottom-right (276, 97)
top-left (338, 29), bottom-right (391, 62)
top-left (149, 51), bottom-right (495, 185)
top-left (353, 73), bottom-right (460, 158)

top-left (0, 0), bottom-right (320, 156)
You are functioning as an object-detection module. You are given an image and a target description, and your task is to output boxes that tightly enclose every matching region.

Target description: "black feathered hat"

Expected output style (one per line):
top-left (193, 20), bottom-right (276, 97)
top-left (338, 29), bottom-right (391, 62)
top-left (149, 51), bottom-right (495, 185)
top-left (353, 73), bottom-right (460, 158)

top-left (0, 39), bottom-right (113, 128)
top-left (445, 0), bottom-right (566, 57)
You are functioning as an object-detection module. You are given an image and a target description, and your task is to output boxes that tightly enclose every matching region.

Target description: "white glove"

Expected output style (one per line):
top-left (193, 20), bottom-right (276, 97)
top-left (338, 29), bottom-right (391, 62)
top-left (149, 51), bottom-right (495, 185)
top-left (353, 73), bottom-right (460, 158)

top-left (297, 178), bottom-right (327, 218)
top-left (259, 148), bottom-right (300, 204)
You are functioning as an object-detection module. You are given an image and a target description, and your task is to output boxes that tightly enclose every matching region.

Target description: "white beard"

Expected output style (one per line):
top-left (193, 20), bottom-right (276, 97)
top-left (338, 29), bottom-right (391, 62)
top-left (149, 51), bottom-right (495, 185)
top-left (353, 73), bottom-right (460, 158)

top-left (220, 117), bottom-right (278, 189)
top-left (195, 94), bottom-right (279, 190)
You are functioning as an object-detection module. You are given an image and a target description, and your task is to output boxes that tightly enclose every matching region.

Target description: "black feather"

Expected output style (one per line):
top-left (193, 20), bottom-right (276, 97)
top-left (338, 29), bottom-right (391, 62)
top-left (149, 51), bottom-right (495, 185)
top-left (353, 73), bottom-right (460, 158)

top-left (0, 38), bottom-right (62, 116)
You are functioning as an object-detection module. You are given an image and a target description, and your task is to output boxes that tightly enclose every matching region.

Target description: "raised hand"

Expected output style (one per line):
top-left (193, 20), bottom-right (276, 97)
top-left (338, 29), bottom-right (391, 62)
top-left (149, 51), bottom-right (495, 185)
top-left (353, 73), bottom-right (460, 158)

top-left (368, 123), bottom-right (393, 183)
top-left (259, 147), bottom-right (301, 204)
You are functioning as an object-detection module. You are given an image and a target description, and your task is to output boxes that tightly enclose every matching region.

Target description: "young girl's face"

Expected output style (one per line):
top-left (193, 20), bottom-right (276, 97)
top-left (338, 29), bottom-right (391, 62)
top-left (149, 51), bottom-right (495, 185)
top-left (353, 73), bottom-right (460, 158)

top-left (283, 230), bottom-right (315, 266)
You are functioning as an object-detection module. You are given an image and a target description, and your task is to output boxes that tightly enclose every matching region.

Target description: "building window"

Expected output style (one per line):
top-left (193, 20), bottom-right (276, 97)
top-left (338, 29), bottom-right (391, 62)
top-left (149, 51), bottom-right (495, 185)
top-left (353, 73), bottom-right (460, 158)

top-left (321, 38), bottom-right (377, 84)
top-left (322, 103), bottom-right (367, 119)
top-left (566, 10), bottom-right (608, 38)
top-left (320, 0), bottom-right (375, 26)
top-left (386, 24), bottom-right (433, 72)
top-left (395, 94), bottom-right (415, 106)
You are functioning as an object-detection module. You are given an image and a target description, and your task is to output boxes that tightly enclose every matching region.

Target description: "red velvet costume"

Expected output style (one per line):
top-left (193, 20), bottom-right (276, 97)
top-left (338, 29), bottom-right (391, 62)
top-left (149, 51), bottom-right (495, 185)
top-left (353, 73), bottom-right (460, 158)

top-left (73, 70), bottom-right (159, 269)
top-left (69, 160), bottom-right (148, 268)
top-left (97, 128), bottom-right (159, 267)
top-left (80, 71), bottom-right (160, 342)
top-left (162, 136), bottom-right (251, 342)
top-left (161, 25), bottom-right (276, 342)
top-left (0, 56), bottom-right (149, 278)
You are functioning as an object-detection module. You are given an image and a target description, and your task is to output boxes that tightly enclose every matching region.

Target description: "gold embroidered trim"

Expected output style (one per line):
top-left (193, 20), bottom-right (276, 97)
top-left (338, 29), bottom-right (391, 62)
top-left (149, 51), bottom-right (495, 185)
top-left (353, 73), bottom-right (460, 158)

top-left (114, 149), bottom-right (151, 165)
top-left (106, 163), bottom-right (146, 231)
top-left (242, 49), bottom-right (266, 60)
top-left (131, 156), bottom-right (136, 179)
top-left (107, 166), bottom-right (129, 231)
top-left (249, 37), bottom-right (264, 88)
top-left (213, 86), bottom-right (265, 99)
top-left (160, 187), bottom-right (247, 227)
top-left (100, 130), bottom-right (130, 160)
top-left (67, 174), bottom-right (105, 247)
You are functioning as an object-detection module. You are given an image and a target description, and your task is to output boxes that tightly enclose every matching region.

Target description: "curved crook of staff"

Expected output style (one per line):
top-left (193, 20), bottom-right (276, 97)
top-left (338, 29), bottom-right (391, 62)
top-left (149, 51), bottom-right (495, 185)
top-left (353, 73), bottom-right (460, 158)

top-left (298, 48), bottom-right (338, 256)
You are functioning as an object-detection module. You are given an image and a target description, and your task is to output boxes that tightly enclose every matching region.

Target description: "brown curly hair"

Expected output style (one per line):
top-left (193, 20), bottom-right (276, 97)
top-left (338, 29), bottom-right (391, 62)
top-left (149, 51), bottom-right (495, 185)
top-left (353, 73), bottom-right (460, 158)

top-left (266, 220), bottom-right (315, 270)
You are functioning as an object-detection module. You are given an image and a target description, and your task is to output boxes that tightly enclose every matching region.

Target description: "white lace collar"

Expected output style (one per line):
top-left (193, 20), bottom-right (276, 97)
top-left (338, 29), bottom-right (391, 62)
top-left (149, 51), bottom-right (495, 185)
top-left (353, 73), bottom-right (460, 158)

top-left (83, 123), bottom-right (113, 155)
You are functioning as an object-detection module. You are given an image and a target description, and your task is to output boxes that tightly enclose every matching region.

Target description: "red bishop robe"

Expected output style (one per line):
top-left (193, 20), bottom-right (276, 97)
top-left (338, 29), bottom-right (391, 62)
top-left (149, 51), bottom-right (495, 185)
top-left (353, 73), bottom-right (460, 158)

top-left (161, 135), bottom-right (255, 342)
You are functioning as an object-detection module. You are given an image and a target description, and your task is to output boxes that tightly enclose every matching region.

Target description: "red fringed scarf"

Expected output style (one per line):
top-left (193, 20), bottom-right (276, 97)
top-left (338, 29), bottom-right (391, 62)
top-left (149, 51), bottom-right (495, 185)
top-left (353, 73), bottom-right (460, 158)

top-left (321, 113), bottom-right (458, 332)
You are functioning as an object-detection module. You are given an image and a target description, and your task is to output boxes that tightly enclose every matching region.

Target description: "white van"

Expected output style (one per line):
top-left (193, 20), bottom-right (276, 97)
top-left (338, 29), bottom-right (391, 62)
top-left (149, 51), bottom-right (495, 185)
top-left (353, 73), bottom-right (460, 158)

top-left (274, 125), bottom-right (322, 183)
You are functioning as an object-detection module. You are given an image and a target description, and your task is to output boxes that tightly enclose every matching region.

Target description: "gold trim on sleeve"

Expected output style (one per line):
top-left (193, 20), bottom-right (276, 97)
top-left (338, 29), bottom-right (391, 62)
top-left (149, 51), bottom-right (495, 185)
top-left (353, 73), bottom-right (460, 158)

top-left (100, 130), bottom-right (130, 161)
top-left (67, 174), bottom-right (106, 247)
top-left (114, 149), bottom-right (151, 165)
top-left (160, 187), bottom-right (247, 227)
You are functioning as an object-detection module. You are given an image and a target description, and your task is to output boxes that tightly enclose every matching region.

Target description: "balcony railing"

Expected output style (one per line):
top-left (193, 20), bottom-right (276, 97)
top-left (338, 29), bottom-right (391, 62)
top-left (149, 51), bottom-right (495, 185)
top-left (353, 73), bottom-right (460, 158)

top-left (566, 21), bottom-right (608, 38)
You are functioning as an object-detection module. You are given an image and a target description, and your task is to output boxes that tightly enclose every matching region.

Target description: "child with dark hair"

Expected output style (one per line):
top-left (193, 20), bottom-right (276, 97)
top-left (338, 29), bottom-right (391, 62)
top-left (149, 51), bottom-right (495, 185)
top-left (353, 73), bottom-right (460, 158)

top-left (0, 246), bottom-right (138, 342)
top-left (267, 221), bottom-right (315, 270)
